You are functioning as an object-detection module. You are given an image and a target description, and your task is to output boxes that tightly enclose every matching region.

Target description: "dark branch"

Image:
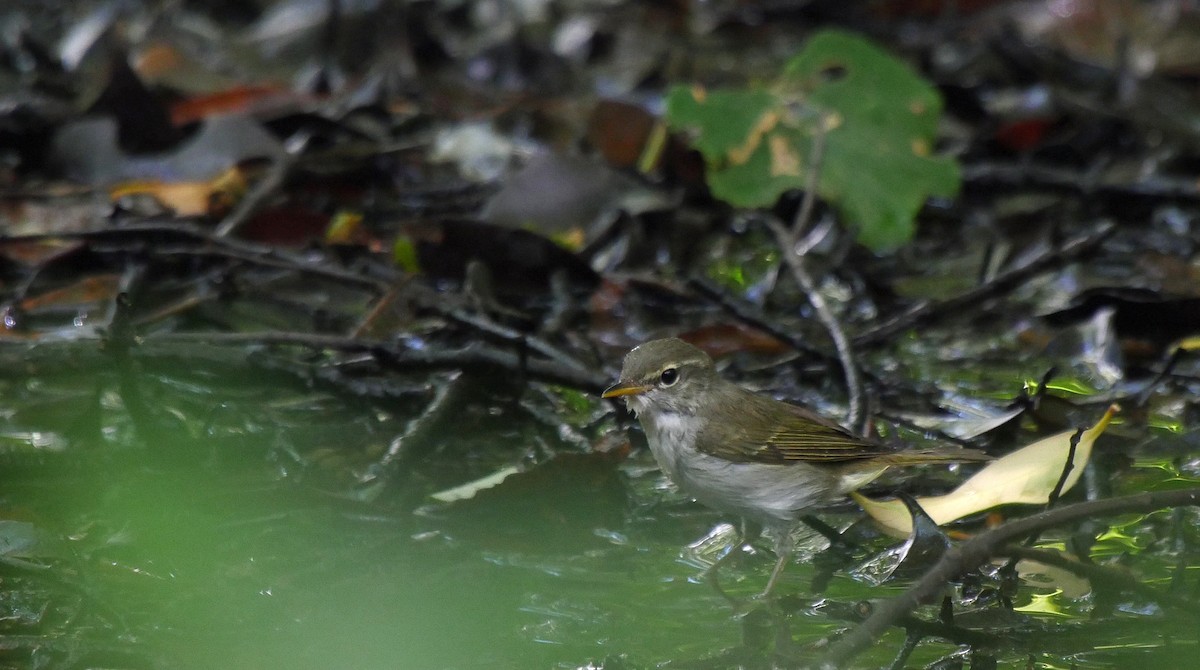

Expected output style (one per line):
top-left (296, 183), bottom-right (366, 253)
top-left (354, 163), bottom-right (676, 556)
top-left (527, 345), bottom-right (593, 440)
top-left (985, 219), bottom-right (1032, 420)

top-left (816, 487), bottom-right (1200, 669)
top-left (962, 161), bottom-right (1200, 203)
top-left (0, 223), bottom-right (393, 292)
top-left (140, 331), bottom-right (609, 393)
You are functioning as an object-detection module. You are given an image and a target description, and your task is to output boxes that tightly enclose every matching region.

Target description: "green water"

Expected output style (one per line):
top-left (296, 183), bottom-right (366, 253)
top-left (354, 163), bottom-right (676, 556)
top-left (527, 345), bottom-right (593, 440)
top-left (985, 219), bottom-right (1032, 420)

top-left (0, 343), bottom-right (1194, 669)
top-left (0, 346), bottom-right (749, 668)
top-left (0, 429), bottom-right (741, 668)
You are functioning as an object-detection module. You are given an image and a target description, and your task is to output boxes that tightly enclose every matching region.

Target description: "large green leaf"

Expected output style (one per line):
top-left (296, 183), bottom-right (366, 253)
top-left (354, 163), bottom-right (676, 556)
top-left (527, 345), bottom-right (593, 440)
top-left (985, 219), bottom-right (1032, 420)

top-left (665, 29), bottom-right (960, 252)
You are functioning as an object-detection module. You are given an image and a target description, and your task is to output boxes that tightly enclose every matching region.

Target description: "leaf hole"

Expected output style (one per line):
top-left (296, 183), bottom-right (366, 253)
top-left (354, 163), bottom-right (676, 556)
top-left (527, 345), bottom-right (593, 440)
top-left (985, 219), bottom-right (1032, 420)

top-left (818, 64), bottom-right (848, 82)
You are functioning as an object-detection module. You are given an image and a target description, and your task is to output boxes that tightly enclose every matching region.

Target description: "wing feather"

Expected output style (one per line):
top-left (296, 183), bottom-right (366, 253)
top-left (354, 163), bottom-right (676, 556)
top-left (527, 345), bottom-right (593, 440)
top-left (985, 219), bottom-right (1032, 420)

top-left (696, 392), bottom-right (893, 464)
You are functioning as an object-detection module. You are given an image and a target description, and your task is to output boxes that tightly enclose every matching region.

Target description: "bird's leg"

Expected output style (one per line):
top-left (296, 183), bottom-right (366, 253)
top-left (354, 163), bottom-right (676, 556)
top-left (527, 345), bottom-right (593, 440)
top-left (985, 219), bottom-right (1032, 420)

top-left (760, 543), bottom-right (792, 599)
top-left (702, 519), bottom-right (745, 606)
top-left (758, 524), bottom-right (799, 598)
top-left (704, 546), bottom-right (742, 607)
top-left (703, 519), bottom-right (761, 607)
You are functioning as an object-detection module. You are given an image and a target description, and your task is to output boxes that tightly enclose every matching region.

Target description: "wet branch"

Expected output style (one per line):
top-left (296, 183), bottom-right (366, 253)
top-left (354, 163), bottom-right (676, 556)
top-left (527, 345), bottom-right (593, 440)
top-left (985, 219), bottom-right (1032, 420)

top-left (815, 487), bottom-right (1200, 669)
top-left (436, 306), bottom-right (593, 376)
top-left (0, 223), bottom-right (393, 292)
top-left (140, 331), bottom-right (608, 392)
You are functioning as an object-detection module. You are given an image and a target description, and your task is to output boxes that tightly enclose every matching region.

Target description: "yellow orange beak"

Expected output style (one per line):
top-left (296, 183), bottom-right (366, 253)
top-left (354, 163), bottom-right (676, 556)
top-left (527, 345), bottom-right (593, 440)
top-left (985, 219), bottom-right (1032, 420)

top-left (601, 381), bottom-right (649, 398)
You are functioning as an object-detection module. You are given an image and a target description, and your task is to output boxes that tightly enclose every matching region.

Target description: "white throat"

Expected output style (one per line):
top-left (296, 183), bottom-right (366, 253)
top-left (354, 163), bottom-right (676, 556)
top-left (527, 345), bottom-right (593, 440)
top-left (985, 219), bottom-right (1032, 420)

top-left (641, 409), bottom-right (702, 486)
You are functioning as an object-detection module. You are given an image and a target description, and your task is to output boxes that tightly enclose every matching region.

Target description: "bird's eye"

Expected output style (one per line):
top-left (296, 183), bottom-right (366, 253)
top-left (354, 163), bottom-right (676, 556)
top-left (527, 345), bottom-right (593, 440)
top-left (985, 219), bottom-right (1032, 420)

top-left (659, 368), bottom-right (679, 386)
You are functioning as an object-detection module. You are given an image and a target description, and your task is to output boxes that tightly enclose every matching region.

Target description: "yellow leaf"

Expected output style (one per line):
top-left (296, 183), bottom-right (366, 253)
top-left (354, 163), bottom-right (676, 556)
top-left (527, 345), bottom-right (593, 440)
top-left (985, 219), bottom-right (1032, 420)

top-left (1174, 337), bottom-right (1200, 351)
top-left (550, 228), bottom-right (586, 251)
top-left (854, 404), bottom-right (1119, 537)
top-left (428, 465), bottom-right (521, 503)
top-left (109, 166), bottom-right (246, 216)
top-left (392, 237), bottom-right (421, 273)
top-left (1014, 589), bottom-right (1072, 617)
top-left (726, 111), bottom-right (778, 165)
top-left (325, 210), bottom-right (363, 244)
top-left (769, 134), bottom-right (803, 176)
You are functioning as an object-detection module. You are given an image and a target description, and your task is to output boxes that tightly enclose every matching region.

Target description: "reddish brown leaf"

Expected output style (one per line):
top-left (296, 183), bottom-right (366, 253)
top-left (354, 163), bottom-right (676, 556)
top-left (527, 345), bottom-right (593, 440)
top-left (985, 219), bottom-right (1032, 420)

top-left (587, 99), bottom-right (656, 168)
top-left (169, 85), bottom-right (299, 126)
top-left (21, 275), bottom-right (122, 311)
top-left (678, 323), bottom-right (791, 358)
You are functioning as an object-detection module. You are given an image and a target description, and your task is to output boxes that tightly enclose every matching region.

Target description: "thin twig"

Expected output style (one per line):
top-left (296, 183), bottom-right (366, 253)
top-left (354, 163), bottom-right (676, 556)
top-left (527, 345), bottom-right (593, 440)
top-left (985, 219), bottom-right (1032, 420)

top-left (770, 216), bottom-right (864, 430)
top-left (438, 307), bottom-right (593, 375)
top-left (1044, 429), bottom-right (1082, 509)
top-left (215, 147), bottom-right (299, 238)
top-left (886, 632), bottom-right (921, 670)
top-left (151, 245), bottom-right (388, 292)
top-left (1135, 347), bottom-right (1186, 408)
top-left (351, 278), bottom-right (411, 337)
top-left (765, 121), bottom-right (864, 430)
top-left (815, 487), bottom-right (1200, 669)
top-left (374, 371), bottom-right (472, 473)
top-left (790, 127), bottom-right (828, 238)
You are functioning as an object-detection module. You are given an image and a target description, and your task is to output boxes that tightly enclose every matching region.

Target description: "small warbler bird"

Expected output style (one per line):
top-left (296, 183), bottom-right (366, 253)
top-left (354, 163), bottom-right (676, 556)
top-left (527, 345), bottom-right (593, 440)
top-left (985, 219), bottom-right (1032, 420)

top-left (602, 338), bottom-right (987, 596)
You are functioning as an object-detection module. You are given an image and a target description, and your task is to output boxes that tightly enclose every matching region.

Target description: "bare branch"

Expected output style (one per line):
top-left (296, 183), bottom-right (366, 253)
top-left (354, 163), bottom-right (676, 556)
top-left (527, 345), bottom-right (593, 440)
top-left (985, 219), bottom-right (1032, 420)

top-left (816, 487), bottom-right (1200, 669)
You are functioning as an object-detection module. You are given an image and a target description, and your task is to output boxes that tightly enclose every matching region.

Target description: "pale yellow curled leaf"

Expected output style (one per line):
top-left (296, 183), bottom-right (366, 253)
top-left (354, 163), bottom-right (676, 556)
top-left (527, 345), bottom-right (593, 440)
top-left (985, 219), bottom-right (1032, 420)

top-left (1013, 589), bottom-right (1071, 617)
top-left (853, 404), bottom-right (1119, 537)
top-left (429, 465), bottom-right (520, 503)
top-left (1174, 337), bottom-right (1200, 352)
top-left (1009, 557), bottom-right (1091, 599)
